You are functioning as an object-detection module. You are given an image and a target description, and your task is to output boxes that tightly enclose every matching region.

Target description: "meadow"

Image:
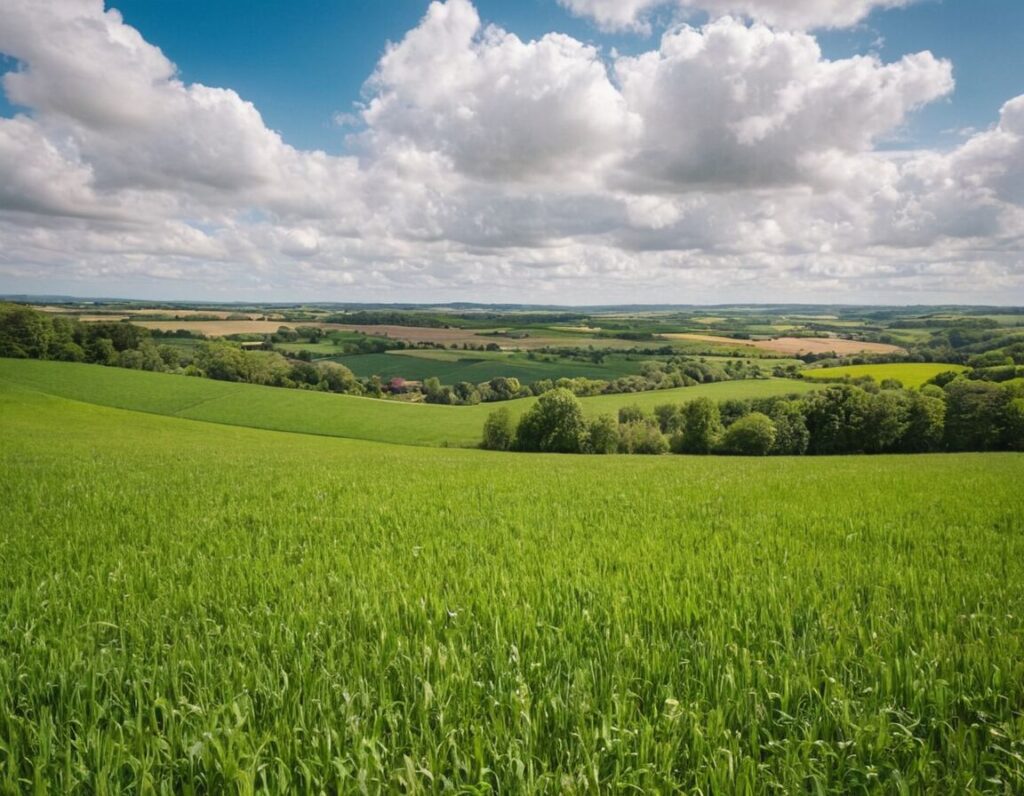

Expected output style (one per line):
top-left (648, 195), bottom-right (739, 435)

top-left (2, 381), bottom-right (1023, 792)
top-left (802, 362), bottom-right (969, 389)
top-left (0, 359), bottom-right (817, 448)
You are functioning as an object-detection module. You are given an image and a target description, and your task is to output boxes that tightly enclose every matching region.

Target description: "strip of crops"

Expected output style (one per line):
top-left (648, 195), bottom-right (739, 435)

top-left (1, 384), bottom-right (1022, 792)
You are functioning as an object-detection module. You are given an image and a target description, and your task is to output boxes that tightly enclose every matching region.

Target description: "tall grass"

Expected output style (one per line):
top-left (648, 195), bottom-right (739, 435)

top-left (1, 385), bottom-right (1023, 792)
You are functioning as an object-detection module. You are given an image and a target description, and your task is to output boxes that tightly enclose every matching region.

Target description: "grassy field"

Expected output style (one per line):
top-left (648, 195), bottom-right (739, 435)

top-left (332, 352), bottom-right (645, 384)
top-left (802, 362), bottom-right (969, 389)
top-left (0, 359), bottom-right (817, 448)
top-left (2, 382), bottom-right (1023, 792)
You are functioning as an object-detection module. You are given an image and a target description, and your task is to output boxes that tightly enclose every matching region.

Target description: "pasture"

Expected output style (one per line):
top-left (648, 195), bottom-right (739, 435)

top-left (0, 359), bottom-right (817, 448)
top-left (1, 382), bottom-right (1023, 792)
top-left (802, 362), bottom-right (969, 388)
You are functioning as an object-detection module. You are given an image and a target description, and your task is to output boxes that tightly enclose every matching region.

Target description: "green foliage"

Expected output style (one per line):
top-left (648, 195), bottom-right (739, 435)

top-left (720, 412), bottom-right (777, 456)
top-left (654, 403), bottom-right (683, 434)
top-left (617, 420), bottom-right (669, 455)
top-left (671, 398), bottom-right (723, 454)
top-left (481, 407), bottom-right (515, 451)
top-left (2, 386), bottom-right (1024, 792)
top-left (585, 414), bottom-right (620, 454)
top-left (944, 380), bottom-right (1012, 451)
top-left (0, 302), bottom-right (53, 357)
top-left (769, 400), bottom-right (810, 455)
top-left (900, 391), bottom-right (946, 453)
top-left (514, 388), bottom-right (587, 453)
top-left (1007, 398), bottom-right (1024, 451)
top-left (618, 404), bottom-right (647, 424)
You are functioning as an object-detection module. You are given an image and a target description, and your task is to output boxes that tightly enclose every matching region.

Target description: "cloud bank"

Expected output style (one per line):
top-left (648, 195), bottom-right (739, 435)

top-left (0, 0), bottom-right (1021, 303)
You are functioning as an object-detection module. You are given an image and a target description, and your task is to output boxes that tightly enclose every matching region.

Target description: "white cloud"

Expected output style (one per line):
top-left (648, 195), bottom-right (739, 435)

top-left (0, 0), bottom-right (1020, 304)
top-left (613, 18), bottom-right (953, 191)
top-left (361, 0), bottom-right (637, 184)
top-left (560, 0), bottom-right (916, 32)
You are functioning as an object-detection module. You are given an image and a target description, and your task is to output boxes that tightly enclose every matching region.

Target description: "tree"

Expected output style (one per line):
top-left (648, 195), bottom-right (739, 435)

top-left (482, 407), bottom-right (515, 451)
top-left (803, 385), bottom-right (873, 455)
top-left (944, 380), bottom-right (1009, 451)
top-left (423, 376), bottom-right (452, 404)
top-left (316, 361), bottom-right (358, 393)
top-left (770, 401), bottom-right (809, 455)
top-left (454, 382), bottom-right (481, 405)
top-left (586, 414), bottom-right (620, 454)
top-left (899, 392), bottom-right (945, 452)
top-left (670, 398), bottom-right (723, 454)
top-left (514, 389), bottom-right (587, 453)
top-left (861, 391), bottom-right (909, 453)
top-left (487, 376), bottom-right (522, 401)
top-left (654, 404), bottom-right (683, 434)
top-left (719, 399), bottom-right (751, 427)
top-left (1006, 398), bottom-right (1024, 451)
top-left (0, 303), bottom-right (53, 358)
top-left (87, 337), bottom-right (118, 366)
top-left (720, 412), bottom-right (777, 456)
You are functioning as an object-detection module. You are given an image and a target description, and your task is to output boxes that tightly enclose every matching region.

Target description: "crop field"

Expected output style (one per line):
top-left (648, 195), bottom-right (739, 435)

top-left (662, 334), bottom-right (906, 356)
top-left (0, 359), bottom-right (818, 448)
top-left (131, 320), bottom-right (290, 335)
top-left (802, 362), bottom-right (969, 389)
top-left (2, 381), bottom-right (1023, 792)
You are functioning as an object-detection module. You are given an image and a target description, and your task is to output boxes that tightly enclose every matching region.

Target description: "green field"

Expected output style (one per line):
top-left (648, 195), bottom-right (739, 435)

top-left (802, 362), bottom-right (968, 389)
top-left (331, 351), bottom-right (644, 384)
top-left (0, 359), bottom-right (817, 448)
top-left (2, 380), bottom-right (1023, 792)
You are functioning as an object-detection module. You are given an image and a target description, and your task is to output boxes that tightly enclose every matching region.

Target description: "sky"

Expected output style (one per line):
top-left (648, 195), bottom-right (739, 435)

top-left (0, 0), bottom-right (1022, 305)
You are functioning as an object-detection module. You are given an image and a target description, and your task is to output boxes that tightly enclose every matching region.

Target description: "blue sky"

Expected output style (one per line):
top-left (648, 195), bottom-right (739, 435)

top-left (4, 0), bottom-right (1014, 155)
top-left (0, 0), bottom-right (1021, 304)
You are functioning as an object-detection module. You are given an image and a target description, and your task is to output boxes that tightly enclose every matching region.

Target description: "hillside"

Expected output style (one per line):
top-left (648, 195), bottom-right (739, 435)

top-left (0, 359), bottom-right (817, 448)
top-left (2, 381), bottom-right (1023, 791)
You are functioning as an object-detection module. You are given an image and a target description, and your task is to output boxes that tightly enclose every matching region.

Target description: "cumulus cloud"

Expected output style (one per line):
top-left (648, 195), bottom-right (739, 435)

top-left (0, 0), bottom-right (1020, 303)
top-left (613, 18), bottom-right (953, 191)
top-left (361, 0), bottom-right (636, 183)
top-left (560, 0), bottom-right (916, 32)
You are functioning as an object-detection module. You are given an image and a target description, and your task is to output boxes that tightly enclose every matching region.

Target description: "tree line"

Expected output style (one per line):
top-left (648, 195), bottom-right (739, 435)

top-left (0, 303), bottom-right (367, 395)
top-left (482, 381), bottom-right (1024, 455)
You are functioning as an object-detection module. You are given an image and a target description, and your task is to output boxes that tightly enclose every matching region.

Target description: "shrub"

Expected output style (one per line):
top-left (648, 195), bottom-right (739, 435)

top-left (720, 412), bottom-right (777, 456)
top-left (618, 421), bottom-right (669, 455)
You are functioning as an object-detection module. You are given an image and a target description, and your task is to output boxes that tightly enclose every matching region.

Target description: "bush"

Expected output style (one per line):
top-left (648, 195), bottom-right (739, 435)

top-left (618, 421), bottom-right (668, 455)
top-left (481, 408), bottom-right (515, 451)
top-left (720, 413), bottom-right (777, 456)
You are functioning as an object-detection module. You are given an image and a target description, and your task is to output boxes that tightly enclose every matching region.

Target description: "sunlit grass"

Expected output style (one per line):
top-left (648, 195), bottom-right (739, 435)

top-left (1, 383), bottom-right (1023, 792)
